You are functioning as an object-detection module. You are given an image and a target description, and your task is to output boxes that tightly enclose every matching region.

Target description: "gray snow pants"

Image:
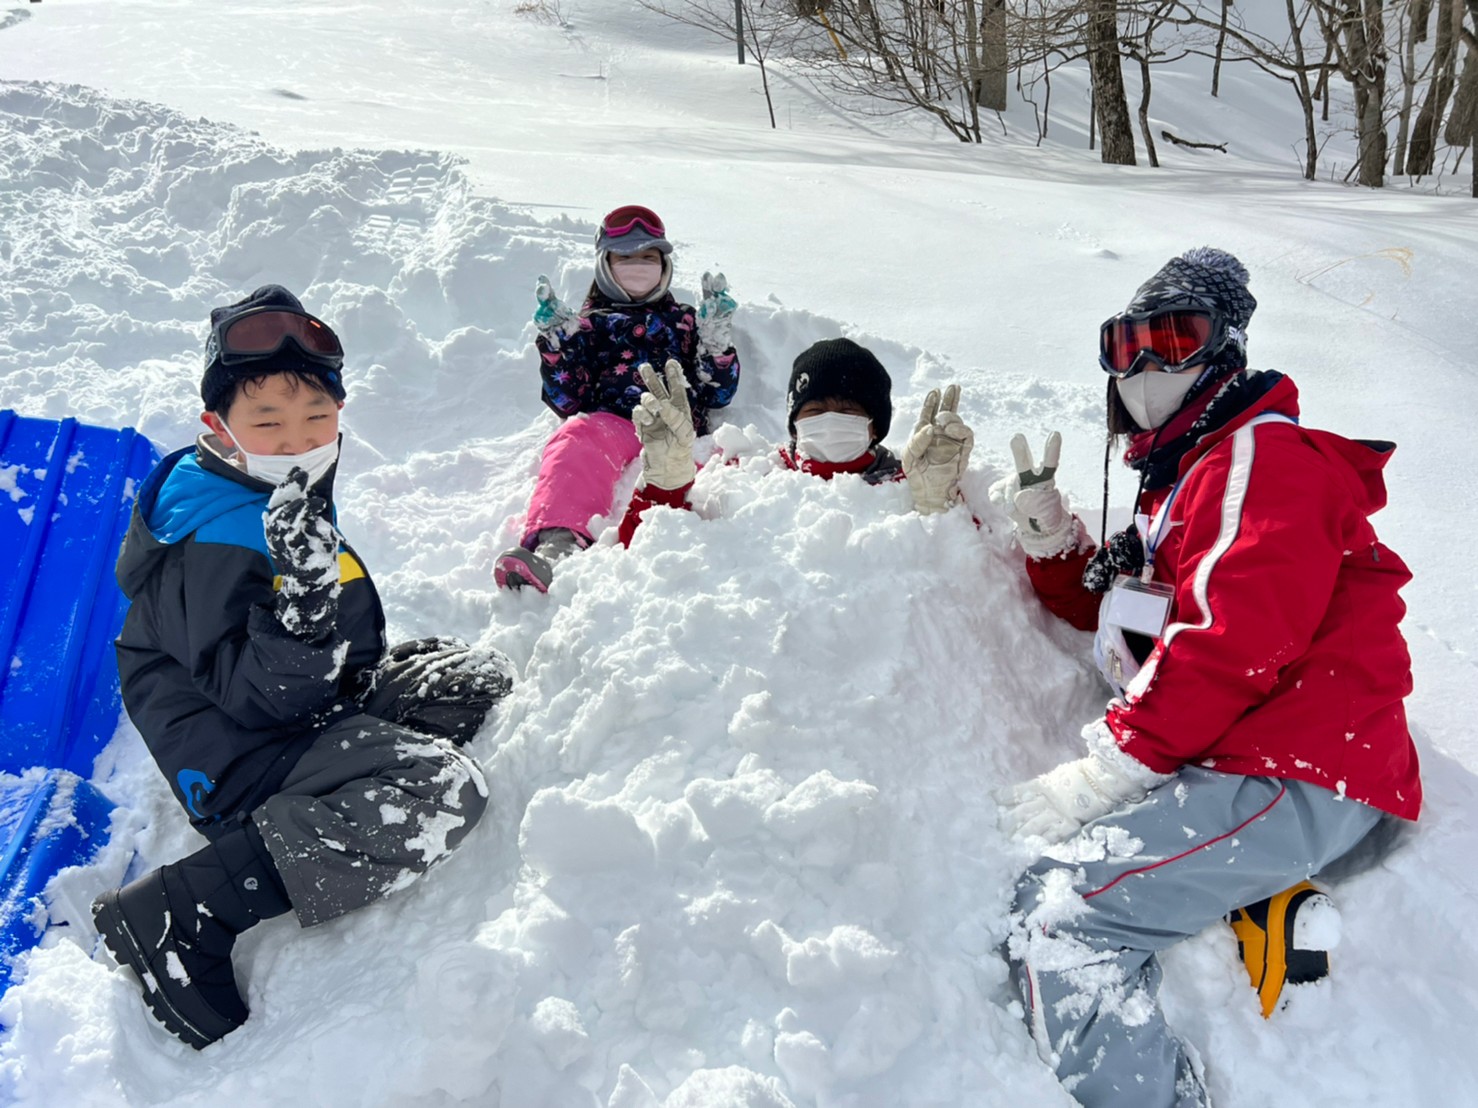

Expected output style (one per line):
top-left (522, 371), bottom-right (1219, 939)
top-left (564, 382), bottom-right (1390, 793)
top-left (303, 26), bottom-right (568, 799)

top-left (252, 712), bottom-right (488, 928)
top-left (1008, 768), bottom-right (1383, 1108)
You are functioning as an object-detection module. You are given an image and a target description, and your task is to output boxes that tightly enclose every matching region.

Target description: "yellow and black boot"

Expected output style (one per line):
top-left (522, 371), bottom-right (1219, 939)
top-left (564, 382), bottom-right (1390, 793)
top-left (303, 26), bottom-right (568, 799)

top-left (1228, 881), bottom-right (1334, 1018)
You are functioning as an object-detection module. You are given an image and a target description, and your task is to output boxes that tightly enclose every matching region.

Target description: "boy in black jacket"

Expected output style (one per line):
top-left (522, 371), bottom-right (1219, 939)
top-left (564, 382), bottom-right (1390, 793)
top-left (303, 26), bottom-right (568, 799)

top-left (93, 285), bottom-right (512, 1050)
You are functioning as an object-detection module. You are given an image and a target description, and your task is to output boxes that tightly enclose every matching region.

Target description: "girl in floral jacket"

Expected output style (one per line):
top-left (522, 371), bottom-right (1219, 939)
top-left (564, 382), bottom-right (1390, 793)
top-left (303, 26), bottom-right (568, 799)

top-left (495, 205), bottom-right (740, 592)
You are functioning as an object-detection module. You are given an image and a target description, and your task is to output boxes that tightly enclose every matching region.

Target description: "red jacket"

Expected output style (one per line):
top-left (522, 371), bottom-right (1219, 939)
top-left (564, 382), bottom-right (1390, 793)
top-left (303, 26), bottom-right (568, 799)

top-left (617, 445), bottom-right (904, 545)
top-left (1026, 376), bottom-right (1420, 820)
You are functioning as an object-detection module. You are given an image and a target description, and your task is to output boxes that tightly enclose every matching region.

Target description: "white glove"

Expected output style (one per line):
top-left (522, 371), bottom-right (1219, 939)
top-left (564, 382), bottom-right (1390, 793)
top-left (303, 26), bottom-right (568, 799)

top-left (633, 359), bottom-right (698, 491)
top-left (696, 271), bottom-right (736, 356)
top-left (988, 431), bottom-right (1080, 559)
top-left (903, 384), bottom-right (974, 515)
top-left (997, 721), bottom-right (1171, 844)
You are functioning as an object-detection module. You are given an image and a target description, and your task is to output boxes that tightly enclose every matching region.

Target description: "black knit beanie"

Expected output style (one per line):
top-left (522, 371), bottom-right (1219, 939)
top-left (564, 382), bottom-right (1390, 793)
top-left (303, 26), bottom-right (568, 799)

top-left (200, 285), bottom-right (346, 413)
top-left (1125, 247), bottom-right (1257, 369)
top-left (786, 338), bottom-right (893, 442)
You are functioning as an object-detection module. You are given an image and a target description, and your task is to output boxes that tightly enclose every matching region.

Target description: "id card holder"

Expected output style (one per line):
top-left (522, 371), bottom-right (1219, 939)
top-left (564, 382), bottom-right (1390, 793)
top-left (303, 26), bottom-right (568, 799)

top-left (1103, 574), bottom-right (1174, 638)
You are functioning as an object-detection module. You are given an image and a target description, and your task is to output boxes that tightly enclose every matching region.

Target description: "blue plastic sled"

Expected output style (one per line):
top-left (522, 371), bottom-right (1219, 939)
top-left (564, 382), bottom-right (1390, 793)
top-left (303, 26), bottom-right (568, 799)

top-left (0, 410), bottom-right (159, 992)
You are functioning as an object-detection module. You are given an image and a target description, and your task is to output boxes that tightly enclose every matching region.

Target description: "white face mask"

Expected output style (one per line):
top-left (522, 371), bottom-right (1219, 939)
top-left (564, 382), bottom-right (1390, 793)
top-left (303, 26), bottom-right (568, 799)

top-left (610, 258), bottom-right (663, 299)
top-left (1115, 370), bottom-right (1200, 430)
top-left (226, 426), bottom-right (340, 488)
top-left (794, 411), bottom-right (873, 464)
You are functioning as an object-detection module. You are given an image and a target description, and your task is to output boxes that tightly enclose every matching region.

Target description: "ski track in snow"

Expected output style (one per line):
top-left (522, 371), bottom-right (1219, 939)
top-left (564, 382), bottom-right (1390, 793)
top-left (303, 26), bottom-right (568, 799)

top-left (2, 81), bottom-right (1478, 1107)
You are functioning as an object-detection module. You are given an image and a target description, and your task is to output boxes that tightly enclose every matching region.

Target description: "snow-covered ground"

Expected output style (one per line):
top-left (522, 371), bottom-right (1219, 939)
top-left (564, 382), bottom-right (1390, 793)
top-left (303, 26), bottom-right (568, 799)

top-left (2, 1), bottom-right (1477, 1104)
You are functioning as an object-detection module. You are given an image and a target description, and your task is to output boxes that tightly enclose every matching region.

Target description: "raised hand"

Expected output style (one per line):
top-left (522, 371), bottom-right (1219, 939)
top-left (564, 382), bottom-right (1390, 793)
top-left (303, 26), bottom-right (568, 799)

top-left (903, 383), bottom-right (975, 515)
top-left (263, 467), bottom-right (341, 641)
top-left (533, 274), bottom-right (579, 338)
top-left (696, 271), bottom-right (737, 355)
top-left (633, 359), bottom-right (698, 491)
top-left (988, 431), bottom-right (1079, 558)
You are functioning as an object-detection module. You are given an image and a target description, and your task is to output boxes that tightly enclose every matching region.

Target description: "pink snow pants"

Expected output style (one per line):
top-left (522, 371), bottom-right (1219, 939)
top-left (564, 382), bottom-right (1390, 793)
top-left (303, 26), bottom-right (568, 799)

top-left (522, 411), bottom-right (641, 547)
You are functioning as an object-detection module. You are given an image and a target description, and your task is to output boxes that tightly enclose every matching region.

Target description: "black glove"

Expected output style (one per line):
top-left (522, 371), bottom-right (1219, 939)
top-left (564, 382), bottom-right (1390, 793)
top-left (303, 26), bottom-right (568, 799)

top-left (364, 637), bottom-right (514, 744)
top-left (1082, 526), bottom-right (1146, 594)
top-left (263, 468), bottom-right (341, 642)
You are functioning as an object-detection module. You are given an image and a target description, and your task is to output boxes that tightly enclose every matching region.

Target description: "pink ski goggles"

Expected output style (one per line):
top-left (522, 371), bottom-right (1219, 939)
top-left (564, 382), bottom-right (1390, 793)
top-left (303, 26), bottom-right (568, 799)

top-left (601, 205), bottom-right (666, 239)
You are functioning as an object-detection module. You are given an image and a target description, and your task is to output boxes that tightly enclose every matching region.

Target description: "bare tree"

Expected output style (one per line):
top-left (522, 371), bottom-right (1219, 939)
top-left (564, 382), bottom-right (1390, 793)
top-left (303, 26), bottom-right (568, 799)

top-left (1447, 0), bottom-right (1478, 193)
top-left (1315, 0), bottom-right (1390, 186)
top-left (1405, 0), bottom-right (1463, 174)
top-left (1120, 0), bottom-right (1197, 167)
top-left (1175, 0), bottom-right (1337, 180)
top-left (1085, 0), bottom-right (1139, 162)
top-left (797, 0), bottom-right (1006, 141)
top-left (1211, 0), bottom-right (1232, 95)
top-left (639, 0), bottom-right (805, 128)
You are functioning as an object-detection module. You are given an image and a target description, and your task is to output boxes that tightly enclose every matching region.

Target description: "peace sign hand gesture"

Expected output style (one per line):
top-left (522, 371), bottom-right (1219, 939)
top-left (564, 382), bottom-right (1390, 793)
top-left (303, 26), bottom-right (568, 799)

top-left (988, 431), bottom-right (1080, 559)
top-left (633, 359), bottom-right (698, 491)
top-left (903, 383), bottom-right (975, 515)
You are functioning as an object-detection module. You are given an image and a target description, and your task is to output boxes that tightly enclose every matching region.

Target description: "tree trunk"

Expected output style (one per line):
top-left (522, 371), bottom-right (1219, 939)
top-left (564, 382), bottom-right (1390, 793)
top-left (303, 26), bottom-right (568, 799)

top-left (1392, 0), bottom-right (1422, 175)
top-left (1338, 0), bottom-right (1389, 186)
top-left (1135, 48), bottom-right (1160, 167)
top-left (1286, 0), bottom-right (1321, 179)
top-left (1086, 0), bottom-right (1137, 164)
top-left (1212, 0), bottom-right (1232, 97)
top-left (1408, 0), bottom-right (1461, 175)
top-left (1446, 25), bottom-right (1478, 146)
top-left (977, 0), bottom-right (1009, 109)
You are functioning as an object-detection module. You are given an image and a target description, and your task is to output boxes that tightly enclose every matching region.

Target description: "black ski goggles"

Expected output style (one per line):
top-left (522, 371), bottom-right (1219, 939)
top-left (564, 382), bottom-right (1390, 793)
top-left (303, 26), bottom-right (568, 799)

top-left (1099, 308), bottom-right (1227, 378)
top-left (205, 308), bottom-right (344, 369)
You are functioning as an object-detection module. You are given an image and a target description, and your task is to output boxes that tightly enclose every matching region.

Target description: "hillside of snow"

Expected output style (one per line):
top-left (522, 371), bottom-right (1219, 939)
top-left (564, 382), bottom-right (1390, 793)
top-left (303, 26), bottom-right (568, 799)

top-left (3, 1), bottom-right (1478, 1104)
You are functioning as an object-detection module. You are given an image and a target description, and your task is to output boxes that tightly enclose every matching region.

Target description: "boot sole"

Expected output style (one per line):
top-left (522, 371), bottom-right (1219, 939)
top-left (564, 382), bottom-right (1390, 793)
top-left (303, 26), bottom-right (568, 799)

top-left (493, 550), bottom-right (552, 593)
top-left (93, 891), bottom-right (240, 1050)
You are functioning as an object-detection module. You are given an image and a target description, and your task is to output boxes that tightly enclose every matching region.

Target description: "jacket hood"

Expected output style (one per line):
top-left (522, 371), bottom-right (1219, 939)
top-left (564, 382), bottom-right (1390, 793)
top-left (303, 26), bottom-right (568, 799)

top-left (1303, 428), bottom-right (1395, 516)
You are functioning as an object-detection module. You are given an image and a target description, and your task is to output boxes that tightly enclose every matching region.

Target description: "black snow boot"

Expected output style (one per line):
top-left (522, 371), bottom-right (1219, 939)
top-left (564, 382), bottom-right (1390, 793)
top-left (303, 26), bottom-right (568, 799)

top-left (93, 820), bottom-right (292, 1049)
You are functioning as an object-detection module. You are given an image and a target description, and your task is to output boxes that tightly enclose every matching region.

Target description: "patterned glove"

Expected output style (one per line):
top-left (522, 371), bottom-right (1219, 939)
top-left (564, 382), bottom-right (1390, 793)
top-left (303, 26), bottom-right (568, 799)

top-left (263, 468), bottom-right (341, 642)
top-left (696, 271), bottom-right (737, 356)
top-left (997, 722), bottom-right (1171, 844)
top-left (903, 384), bottom-right (974, 515)
top-left (988, 431), bottom-right (1080, 558)
top-left (633, 359), bottom-right (698, 491)
top-left (533, 274), bottom-right (579, 341)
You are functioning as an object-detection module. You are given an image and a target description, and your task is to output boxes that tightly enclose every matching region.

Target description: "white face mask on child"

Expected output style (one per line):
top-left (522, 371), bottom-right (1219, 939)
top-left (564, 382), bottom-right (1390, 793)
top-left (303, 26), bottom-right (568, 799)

top-left (1115, 369), bottom-right (1200, 430)
top-left (794, 412), bottom-right (873, 464)
top-left (226, 428), bottom-right (340, 488)
top-left (610, 259), bottom-right (664, 299)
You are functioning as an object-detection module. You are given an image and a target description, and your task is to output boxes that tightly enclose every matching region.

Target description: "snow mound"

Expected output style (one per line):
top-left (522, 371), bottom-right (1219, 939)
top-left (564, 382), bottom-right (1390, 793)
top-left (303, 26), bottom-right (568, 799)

top-left (4, 81), bottom-right (1478, 1108)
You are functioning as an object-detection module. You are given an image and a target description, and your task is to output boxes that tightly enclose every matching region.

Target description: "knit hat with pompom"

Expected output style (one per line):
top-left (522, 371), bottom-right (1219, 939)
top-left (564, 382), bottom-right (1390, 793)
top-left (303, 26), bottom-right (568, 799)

top-left (1125, 247), bottom-right (1257, 366)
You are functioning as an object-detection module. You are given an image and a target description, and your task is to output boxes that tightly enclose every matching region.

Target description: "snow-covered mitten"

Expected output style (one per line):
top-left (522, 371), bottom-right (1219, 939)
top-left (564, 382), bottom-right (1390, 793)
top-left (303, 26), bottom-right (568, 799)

top-left (263, 467), bottom-right (341, 642)
top-left (988, 431), bottom-right (1081, 559)
top-left (997, 720), bottom-right (1171, 844)
top-left (633, 359), bottom-right (698, 491)
top-left (533, 274), bottom-right (579, 340)
top-left (364, 636), bottom-right (515, 744)
top-left (903, 383), bottom-right (974, 515)
top-left (696, 271), bottom-right (737, 356)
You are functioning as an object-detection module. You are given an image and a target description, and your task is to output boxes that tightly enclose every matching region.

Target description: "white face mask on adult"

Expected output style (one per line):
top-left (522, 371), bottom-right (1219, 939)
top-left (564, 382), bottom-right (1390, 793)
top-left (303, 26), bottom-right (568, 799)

top-left (794, 412), bottom-right (873, 463)
top-left (1115, 369), bottom-right (1200, 431)
top-left (610, 259), bottom-right (664, 299)
top-left (226, 428), bottom-right (340, 488)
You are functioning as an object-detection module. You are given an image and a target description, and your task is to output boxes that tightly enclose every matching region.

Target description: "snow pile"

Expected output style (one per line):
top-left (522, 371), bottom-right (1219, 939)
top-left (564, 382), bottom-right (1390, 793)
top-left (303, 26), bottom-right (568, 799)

top-left (3, 35), bottom-right (1478, 1108)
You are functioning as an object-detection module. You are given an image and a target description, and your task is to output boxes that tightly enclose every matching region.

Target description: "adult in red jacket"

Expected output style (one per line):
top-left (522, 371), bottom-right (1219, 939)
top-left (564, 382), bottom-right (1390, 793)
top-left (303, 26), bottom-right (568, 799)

top-left (993, 248), bottom-right (1421, 1108)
